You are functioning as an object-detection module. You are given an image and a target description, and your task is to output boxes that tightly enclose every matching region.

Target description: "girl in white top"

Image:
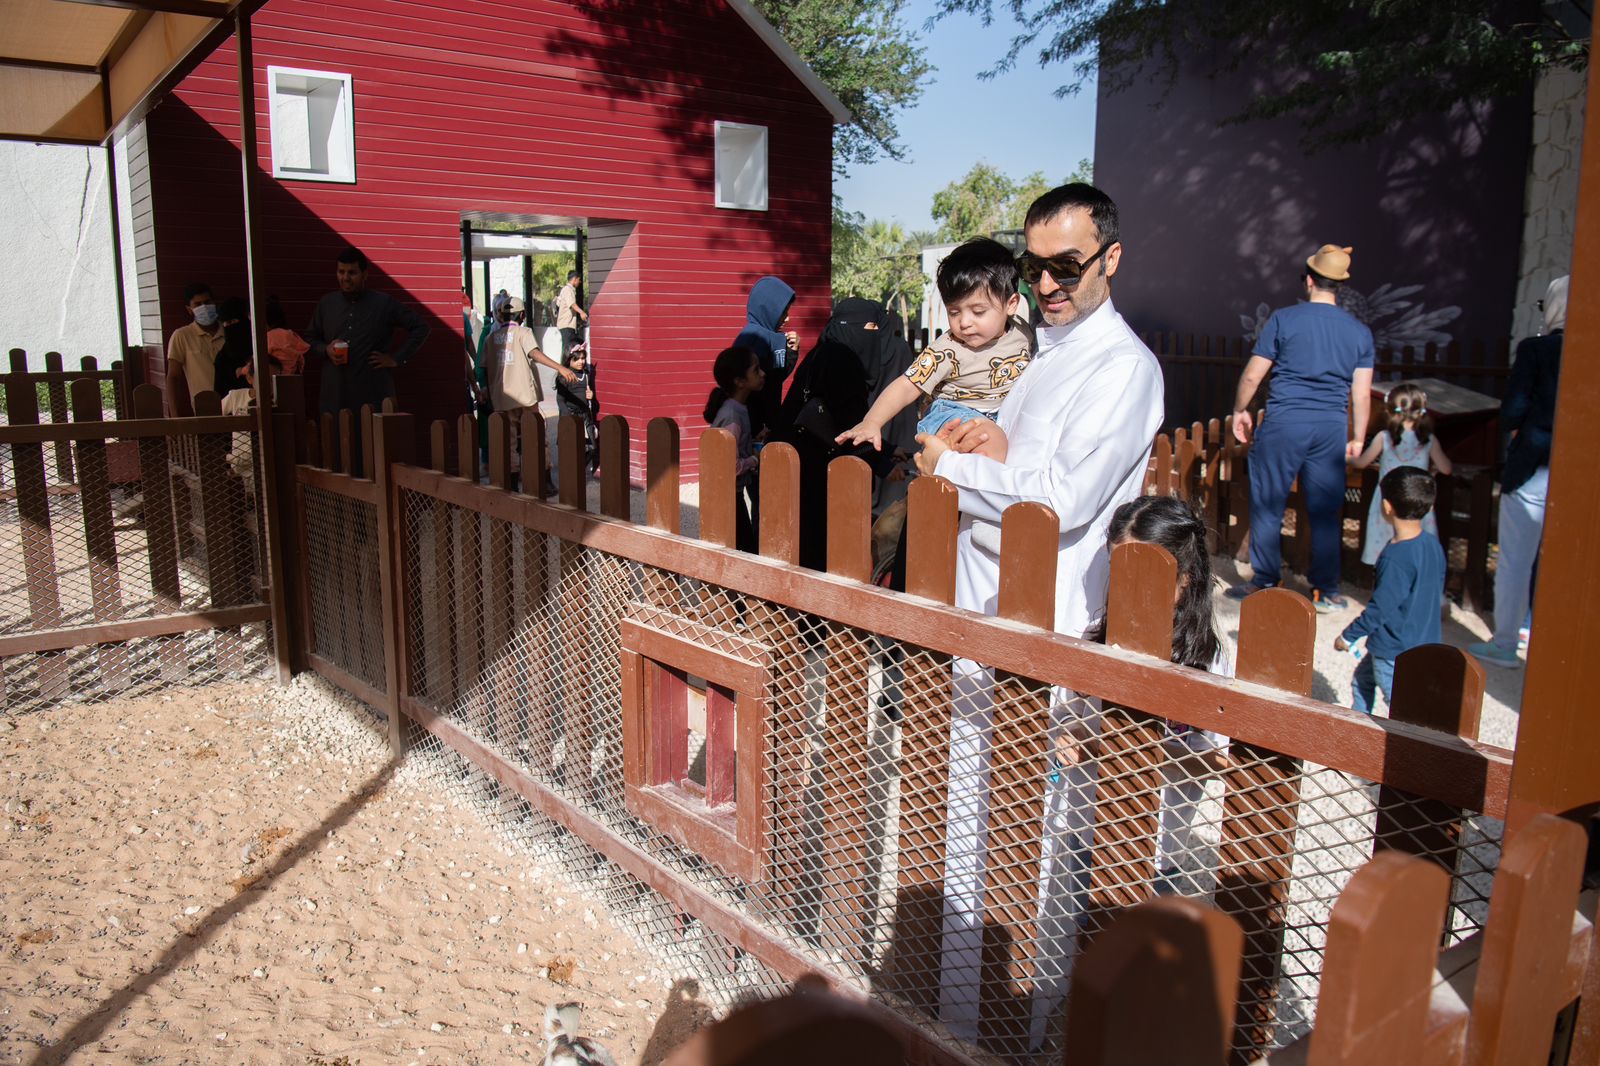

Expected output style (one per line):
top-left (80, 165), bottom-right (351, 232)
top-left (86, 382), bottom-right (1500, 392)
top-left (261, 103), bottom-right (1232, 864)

top-left (1350, 383), bottom-right (1453, 565)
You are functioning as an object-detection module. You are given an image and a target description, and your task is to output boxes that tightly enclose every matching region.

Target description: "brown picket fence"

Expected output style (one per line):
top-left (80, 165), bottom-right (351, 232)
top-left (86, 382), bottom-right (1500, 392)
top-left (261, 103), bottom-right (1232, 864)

top-left (284, 391), bottom-right (1530, 1064)
top-left (1143, 413), bottom-right (1499, 609)
top-left (0, 374), bottom-right (273, 712)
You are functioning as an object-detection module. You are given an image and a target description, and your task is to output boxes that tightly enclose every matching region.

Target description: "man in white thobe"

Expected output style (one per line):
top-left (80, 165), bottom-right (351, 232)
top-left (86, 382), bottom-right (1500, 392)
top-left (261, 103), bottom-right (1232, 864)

top-left (915, 183), bottom-right (1164, 1047)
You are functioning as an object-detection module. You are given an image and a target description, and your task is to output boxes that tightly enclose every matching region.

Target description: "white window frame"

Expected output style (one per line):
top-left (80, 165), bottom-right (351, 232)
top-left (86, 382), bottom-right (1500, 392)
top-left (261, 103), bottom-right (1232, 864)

top-left (713, 120), bottom-right (768, 212)
top-left (267, 65), bottom-right (357, 185)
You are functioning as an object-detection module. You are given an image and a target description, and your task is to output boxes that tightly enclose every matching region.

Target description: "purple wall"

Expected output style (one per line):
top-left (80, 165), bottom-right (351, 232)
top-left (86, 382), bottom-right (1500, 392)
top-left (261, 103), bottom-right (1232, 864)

top-left (1093, 43), bottom-right (1532, 352)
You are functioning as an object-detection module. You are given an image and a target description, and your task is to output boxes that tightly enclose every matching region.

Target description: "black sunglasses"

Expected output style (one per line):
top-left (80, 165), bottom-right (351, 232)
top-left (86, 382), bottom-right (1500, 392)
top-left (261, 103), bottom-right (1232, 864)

top-left (1017, 243), bottom-right (1112, 286)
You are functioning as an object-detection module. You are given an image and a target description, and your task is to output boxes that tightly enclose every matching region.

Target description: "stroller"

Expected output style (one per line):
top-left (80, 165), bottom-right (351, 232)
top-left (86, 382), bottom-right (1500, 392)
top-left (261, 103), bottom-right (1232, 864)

top-left (555, 327), bottom-right (600, 473)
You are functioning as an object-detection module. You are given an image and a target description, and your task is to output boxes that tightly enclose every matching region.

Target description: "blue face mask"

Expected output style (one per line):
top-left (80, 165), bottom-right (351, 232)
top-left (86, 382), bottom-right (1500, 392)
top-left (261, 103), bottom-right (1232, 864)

top-left (193, 303), bottom-right (219, 327)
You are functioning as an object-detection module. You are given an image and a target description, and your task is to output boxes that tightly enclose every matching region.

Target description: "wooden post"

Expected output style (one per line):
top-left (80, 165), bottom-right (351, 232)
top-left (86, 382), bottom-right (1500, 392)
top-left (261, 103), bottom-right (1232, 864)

top-left (885, 475), bottom-right (960, 1010)
top-left (271, 409), bottom-right (303, 674)
top-left (817, 455), bottom-right (874, 953)
top-left (599, 414), bottom-right (629, 520)
top-left (372, 413), bottom-right (414, 754)
top-left (487, 410), bottom-right (513, 492)
top-left (520, 408), bottom-right (548, 500)
top-left (1464, 814), bottom-right (1589, 1064)
top-left (646, 417), bottom-right (680, 534)
top-left (1065, 898), bottom-right (1244, 1066)
top-left (7, 373), bottom-right (67, 698)
top-left (758, 442), bottom-right (801, 564)
top-left (979, 500), bottom-right (1058, 1055)
top-left (132, 384), bottom-right (184, 680)
top-left (1305, 852), bottom-right (1451, 1065)
top-left (557, 415), bottom-right (584, 509)
top-left (70, 379), bottom-right (129, 689)
top-left (421, 421), bottom-right (455, 704)
top-left (698, 427), bottom-right (737, 548)
top-left (44, 351), bottom-right (73, 484)
top-left (1214, 587), bottom-right (1315, 1062)
top-left (1084, 543), bottom-right (1178, 946)
top-left (454, 414), bottom-right (484, 737)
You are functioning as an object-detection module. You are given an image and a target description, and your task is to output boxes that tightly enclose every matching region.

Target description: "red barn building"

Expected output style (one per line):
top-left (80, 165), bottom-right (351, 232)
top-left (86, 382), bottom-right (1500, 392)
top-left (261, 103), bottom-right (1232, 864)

top-left (128, 0), bottom-right (845, 476)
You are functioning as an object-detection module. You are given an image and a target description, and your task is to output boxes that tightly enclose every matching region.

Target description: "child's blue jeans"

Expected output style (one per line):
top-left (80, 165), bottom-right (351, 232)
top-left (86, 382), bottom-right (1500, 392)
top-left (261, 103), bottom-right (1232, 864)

top-left (916, 398), bottom-right (987, 438)
top-left (1351, 654), bottom-right (1395, 714)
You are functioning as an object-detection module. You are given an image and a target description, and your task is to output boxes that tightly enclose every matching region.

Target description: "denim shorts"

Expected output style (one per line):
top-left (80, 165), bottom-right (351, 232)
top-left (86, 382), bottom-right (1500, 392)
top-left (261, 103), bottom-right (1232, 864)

top-left (916, 397), bottom-right (988, 438)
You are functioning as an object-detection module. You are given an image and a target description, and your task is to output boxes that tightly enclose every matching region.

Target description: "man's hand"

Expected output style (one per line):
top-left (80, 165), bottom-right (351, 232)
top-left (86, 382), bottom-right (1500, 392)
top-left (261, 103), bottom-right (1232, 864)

top-left (1345, 439), bottom-right (1363, 460)
top-left (914, 432), bottom-right (948, 476)
top-left (558, 367), bottom-right (578, 383)
top-left (944, 418), bottom-right (1008, 462)
top-left (835, 420), bottom-right (884, 450)
top-left (1232, 410), bottom-right (1254, 444)
top-left (369, 352), bottom-right (398, 369)
top-left (1334, 635), bottom-right (1349, 652)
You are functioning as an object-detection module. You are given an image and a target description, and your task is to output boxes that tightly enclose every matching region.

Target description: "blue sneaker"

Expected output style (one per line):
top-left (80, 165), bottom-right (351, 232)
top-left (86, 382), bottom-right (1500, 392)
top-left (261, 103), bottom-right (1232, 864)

top-left (1223, 582), bottom-right (1265, 601)
top-left (1467, 641), bottom-right (1522, 668)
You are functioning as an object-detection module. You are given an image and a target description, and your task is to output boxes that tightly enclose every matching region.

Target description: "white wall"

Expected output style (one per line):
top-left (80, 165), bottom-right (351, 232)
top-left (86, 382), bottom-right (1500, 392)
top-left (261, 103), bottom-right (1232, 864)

top-left (1514, 66), bottom-right (1586, 343)
top-left (0, 142), bottom-right (126, 370)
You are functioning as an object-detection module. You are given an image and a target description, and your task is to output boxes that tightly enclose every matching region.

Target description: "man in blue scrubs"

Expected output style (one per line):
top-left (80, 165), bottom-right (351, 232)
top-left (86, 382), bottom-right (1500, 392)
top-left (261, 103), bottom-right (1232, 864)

top-left (1226, 245), bottom-right (1375, 610)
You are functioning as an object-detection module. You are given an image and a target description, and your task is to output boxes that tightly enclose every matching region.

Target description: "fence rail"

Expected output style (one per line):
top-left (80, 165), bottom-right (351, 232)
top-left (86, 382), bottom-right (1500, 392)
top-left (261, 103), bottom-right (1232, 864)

top-left (288, 401), bottom-right (1517, 1064)
top-left (0, 376), bottom-right (271, 711)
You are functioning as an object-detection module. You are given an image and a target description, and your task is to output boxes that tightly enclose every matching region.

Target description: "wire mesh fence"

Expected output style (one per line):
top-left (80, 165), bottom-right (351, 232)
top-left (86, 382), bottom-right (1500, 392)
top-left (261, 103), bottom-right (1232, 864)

top-left (0, 423), bottom-right (272, 713)
top-left (393, 487), bottom-right (1504, 1065)
top-left (300, 483), bottom-right (386, 698)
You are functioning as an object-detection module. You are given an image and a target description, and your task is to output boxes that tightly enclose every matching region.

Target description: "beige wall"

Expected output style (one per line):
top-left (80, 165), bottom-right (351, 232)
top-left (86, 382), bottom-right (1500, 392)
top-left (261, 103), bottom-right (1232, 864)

top-left (1514, 66), bottom-right (1586, 343)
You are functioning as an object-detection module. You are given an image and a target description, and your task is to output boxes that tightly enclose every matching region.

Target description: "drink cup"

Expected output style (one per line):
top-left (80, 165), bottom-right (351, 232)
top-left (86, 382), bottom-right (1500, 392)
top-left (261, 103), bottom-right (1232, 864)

top-left (330, 340), bottom-right (349, 365)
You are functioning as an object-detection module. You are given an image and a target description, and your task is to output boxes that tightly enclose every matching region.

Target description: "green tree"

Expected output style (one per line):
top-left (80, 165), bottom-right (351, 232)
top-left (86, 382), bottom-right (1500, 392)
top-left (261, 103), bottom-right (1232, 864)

top-left (832, 208), bottom-right (926, 314)
top-left (931, 159), bottom-right (1093, 240)
top-left (754, 0), bottom-right (933, 172)
top-left (932, 0), bottom-right (1588, 146)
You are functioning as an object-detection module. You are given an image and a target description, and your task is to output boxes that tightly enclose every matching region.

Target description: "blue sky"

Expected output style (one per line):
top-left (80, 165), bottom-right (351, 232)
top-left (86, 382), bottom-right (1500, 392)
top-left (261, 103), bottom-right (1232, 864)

top-left (833, 1), bottom-right (1098, 233)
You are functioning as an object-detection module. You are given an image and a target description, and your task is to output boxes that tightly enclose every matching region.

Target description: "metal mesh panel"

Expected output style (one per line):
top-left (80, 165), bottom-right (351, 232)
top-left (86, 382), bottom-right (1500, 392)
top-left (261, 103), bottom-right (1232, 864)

top-left (0, 429), bottom-right (271, 713)
top-left (397, 490), bottom-right (1503, 1064)
top-left (301, 484), bottom-right (386, 695)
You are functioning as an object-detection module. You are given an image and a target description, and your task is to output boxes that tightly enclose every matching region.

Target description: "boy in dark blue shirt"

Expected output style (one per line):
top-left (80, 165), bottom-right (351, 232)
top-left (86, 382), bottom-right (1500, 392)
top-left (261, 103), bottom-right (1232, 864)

top-left (1335, 467), bottom-right (1446, 714)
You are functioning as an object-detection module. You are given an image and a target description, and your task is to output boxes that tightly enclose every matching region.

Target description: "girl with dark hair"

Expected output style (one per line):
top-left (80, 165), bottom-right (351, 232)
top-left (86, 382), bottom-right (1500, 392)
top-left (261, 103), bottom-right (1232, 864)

top-left (1350, 382), bottom-right (1453, 565)
top-left (704, 346), bottom-right (765, 553)
top-left (213, 297), bottom-right (254, 398)
top-left (1086, 494), bottom-right (1230, 890)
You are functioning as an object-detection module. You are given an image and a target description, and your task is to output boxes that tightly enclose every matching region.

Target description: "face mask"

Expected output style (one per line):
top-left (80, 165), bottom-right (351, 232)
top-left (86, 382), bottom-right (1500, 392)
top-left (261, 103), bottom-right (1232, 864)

top-left (193, 303), bottom-right (219, 327)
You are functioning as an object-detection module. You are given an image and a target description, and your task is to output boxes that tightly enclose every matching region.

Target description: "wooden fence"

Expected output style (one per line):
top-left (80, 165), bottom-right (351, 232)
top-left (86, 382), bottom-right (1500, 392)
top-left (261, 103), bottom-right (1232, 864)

top-left (283, 387), bottom-right (1531, 1064)
top-left (665, 810), bottom-right (1597, 1066)
top-left (0, 370), bottom-right (272, 710)
top-left (1143, 412), bottom-right (1499, 608)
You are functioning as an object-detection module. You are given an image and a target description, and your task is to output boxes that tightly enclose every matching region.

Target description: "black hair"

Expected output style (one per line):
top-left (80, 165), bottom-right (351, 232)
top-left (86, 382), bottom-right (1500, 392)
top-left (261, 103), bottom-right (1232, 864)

top-left (1091, 495), bottom-right (1221, 672)
top-left (219, 296), bottom-right (249, 323)
top-left (936, 237), bottom-right (1019, 306)
top-left (1381, 466), bottom-right (1436, 520)
top-left (182, 281), bottom-right (212, 303)
top-left (264, 295), bottom-right (287, 330)
top-left (1023, 182), bottom-right (1120, 248)
top-left (1384, 382), bottom-right (1433, 447)
top-left (567, 270), bottom-right (580, 281)
top-left (703, 346), bottom-right (760, 423)
top-left (336, 246), bottom-right (369, 271)
top-left (1306, 268), bottom-right (1342, 293)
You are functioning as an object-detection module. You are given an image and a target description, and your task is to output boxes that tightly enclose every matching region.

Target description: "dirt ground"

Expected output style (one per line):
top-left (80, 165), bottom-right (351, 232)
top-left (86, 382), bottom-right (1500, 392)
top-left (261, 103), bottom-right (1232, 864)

top-left (0, 676), bottom-right (711, 1065)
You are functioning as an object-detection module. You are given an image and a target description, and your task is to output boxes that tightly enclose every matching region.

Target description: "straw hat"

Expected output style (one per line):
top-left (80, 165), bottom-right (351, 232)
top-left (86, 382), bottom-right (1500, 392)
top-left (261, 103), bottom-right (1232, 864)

top-left (1306, 244), bottom-right (1353, 281)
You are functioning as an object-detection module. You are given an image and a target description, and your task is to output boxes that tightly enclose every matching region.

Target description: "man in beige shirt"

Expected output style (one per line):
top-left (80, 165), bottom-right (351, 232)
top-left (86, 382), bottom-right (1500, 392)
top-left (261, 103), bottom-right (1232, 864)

top-left (165, 281), bottom-right (225, 415)
top-left (556, 270), bottom-right (588, 365)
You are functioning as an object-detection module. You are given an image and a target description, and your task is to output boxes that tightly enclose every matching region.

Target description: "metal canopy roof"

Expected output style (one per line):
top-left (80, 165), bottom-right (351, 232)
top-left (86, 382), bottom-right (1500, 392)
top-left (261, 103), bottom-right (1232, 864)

top-left (0, 0), bottom-right (254, 146)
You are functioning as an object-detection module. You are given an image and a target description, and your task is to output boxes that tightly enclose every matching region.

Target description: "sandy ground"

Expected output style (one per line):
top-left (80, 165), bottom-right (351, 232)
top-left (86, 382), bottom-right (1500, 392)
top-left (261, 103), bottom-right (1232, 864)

top-left (0, 676), bottom-right (710, 1066)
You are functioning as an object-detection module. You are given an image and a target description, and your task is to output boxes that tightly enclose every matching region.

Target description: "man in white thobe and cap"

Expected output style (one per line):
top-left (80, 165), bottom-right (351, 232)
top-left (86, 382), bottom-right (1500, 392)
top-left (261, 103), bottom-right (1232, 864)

top-left (914, 182), bottom-right (1164, 1048)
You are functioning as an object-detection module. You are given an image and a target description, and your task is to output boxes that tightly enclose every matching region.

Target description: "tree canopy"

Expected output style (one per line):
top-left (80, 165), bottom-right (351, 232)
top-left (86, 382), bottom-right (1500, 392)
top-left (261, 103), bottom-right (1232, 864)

top-left (832, 209), bottom-right (927, 314)
top-left (754, 0), bottom-right (932, 172)
top-left (930, 158), bottom-right (1093, 241)
top-left (931, 0), bottom-right (1589, 145)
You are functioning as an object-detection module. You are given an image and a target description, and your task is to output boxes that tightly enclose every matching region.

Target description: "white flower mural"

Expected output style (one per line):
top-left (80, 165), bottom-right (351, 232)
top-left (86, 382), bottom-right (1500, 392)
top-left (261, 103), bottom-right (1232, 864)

top-left (1240, 284), bottom-right (1462, 352)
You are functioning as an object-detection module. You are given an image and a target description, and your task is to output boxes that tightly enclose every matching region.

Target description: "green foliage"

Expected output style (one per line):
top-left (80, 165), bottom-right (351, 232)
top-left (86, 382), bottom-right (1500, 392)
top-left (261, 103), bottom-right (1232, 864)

top-left (932, 0), bottom-right (1588, 146)
top-left (752, 0), bottom-right (933, 173)
top-left (831, 204), bottom-right (926, 313)
top-left (931, 158), bottom-right (1092, 240)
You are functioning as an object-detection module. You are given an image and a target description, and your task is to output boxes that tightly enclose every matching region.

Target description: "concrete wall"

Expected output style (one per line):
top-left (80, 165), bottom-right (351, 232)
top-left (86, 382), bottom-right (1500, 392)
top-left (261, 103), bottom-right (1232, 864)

top-left (1513, 66), bottom-right (1586, 342)
top-left (0, 142), bottom-right (128, 370)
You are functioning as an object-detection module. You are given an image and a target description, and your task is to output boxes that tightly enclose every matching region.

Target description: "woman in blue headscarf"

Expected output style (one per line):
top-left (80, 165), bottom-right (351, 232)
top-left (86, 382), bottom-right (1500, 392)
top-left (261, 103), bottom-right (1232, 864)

top-left (732, 276), bottom-right (797, 438)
